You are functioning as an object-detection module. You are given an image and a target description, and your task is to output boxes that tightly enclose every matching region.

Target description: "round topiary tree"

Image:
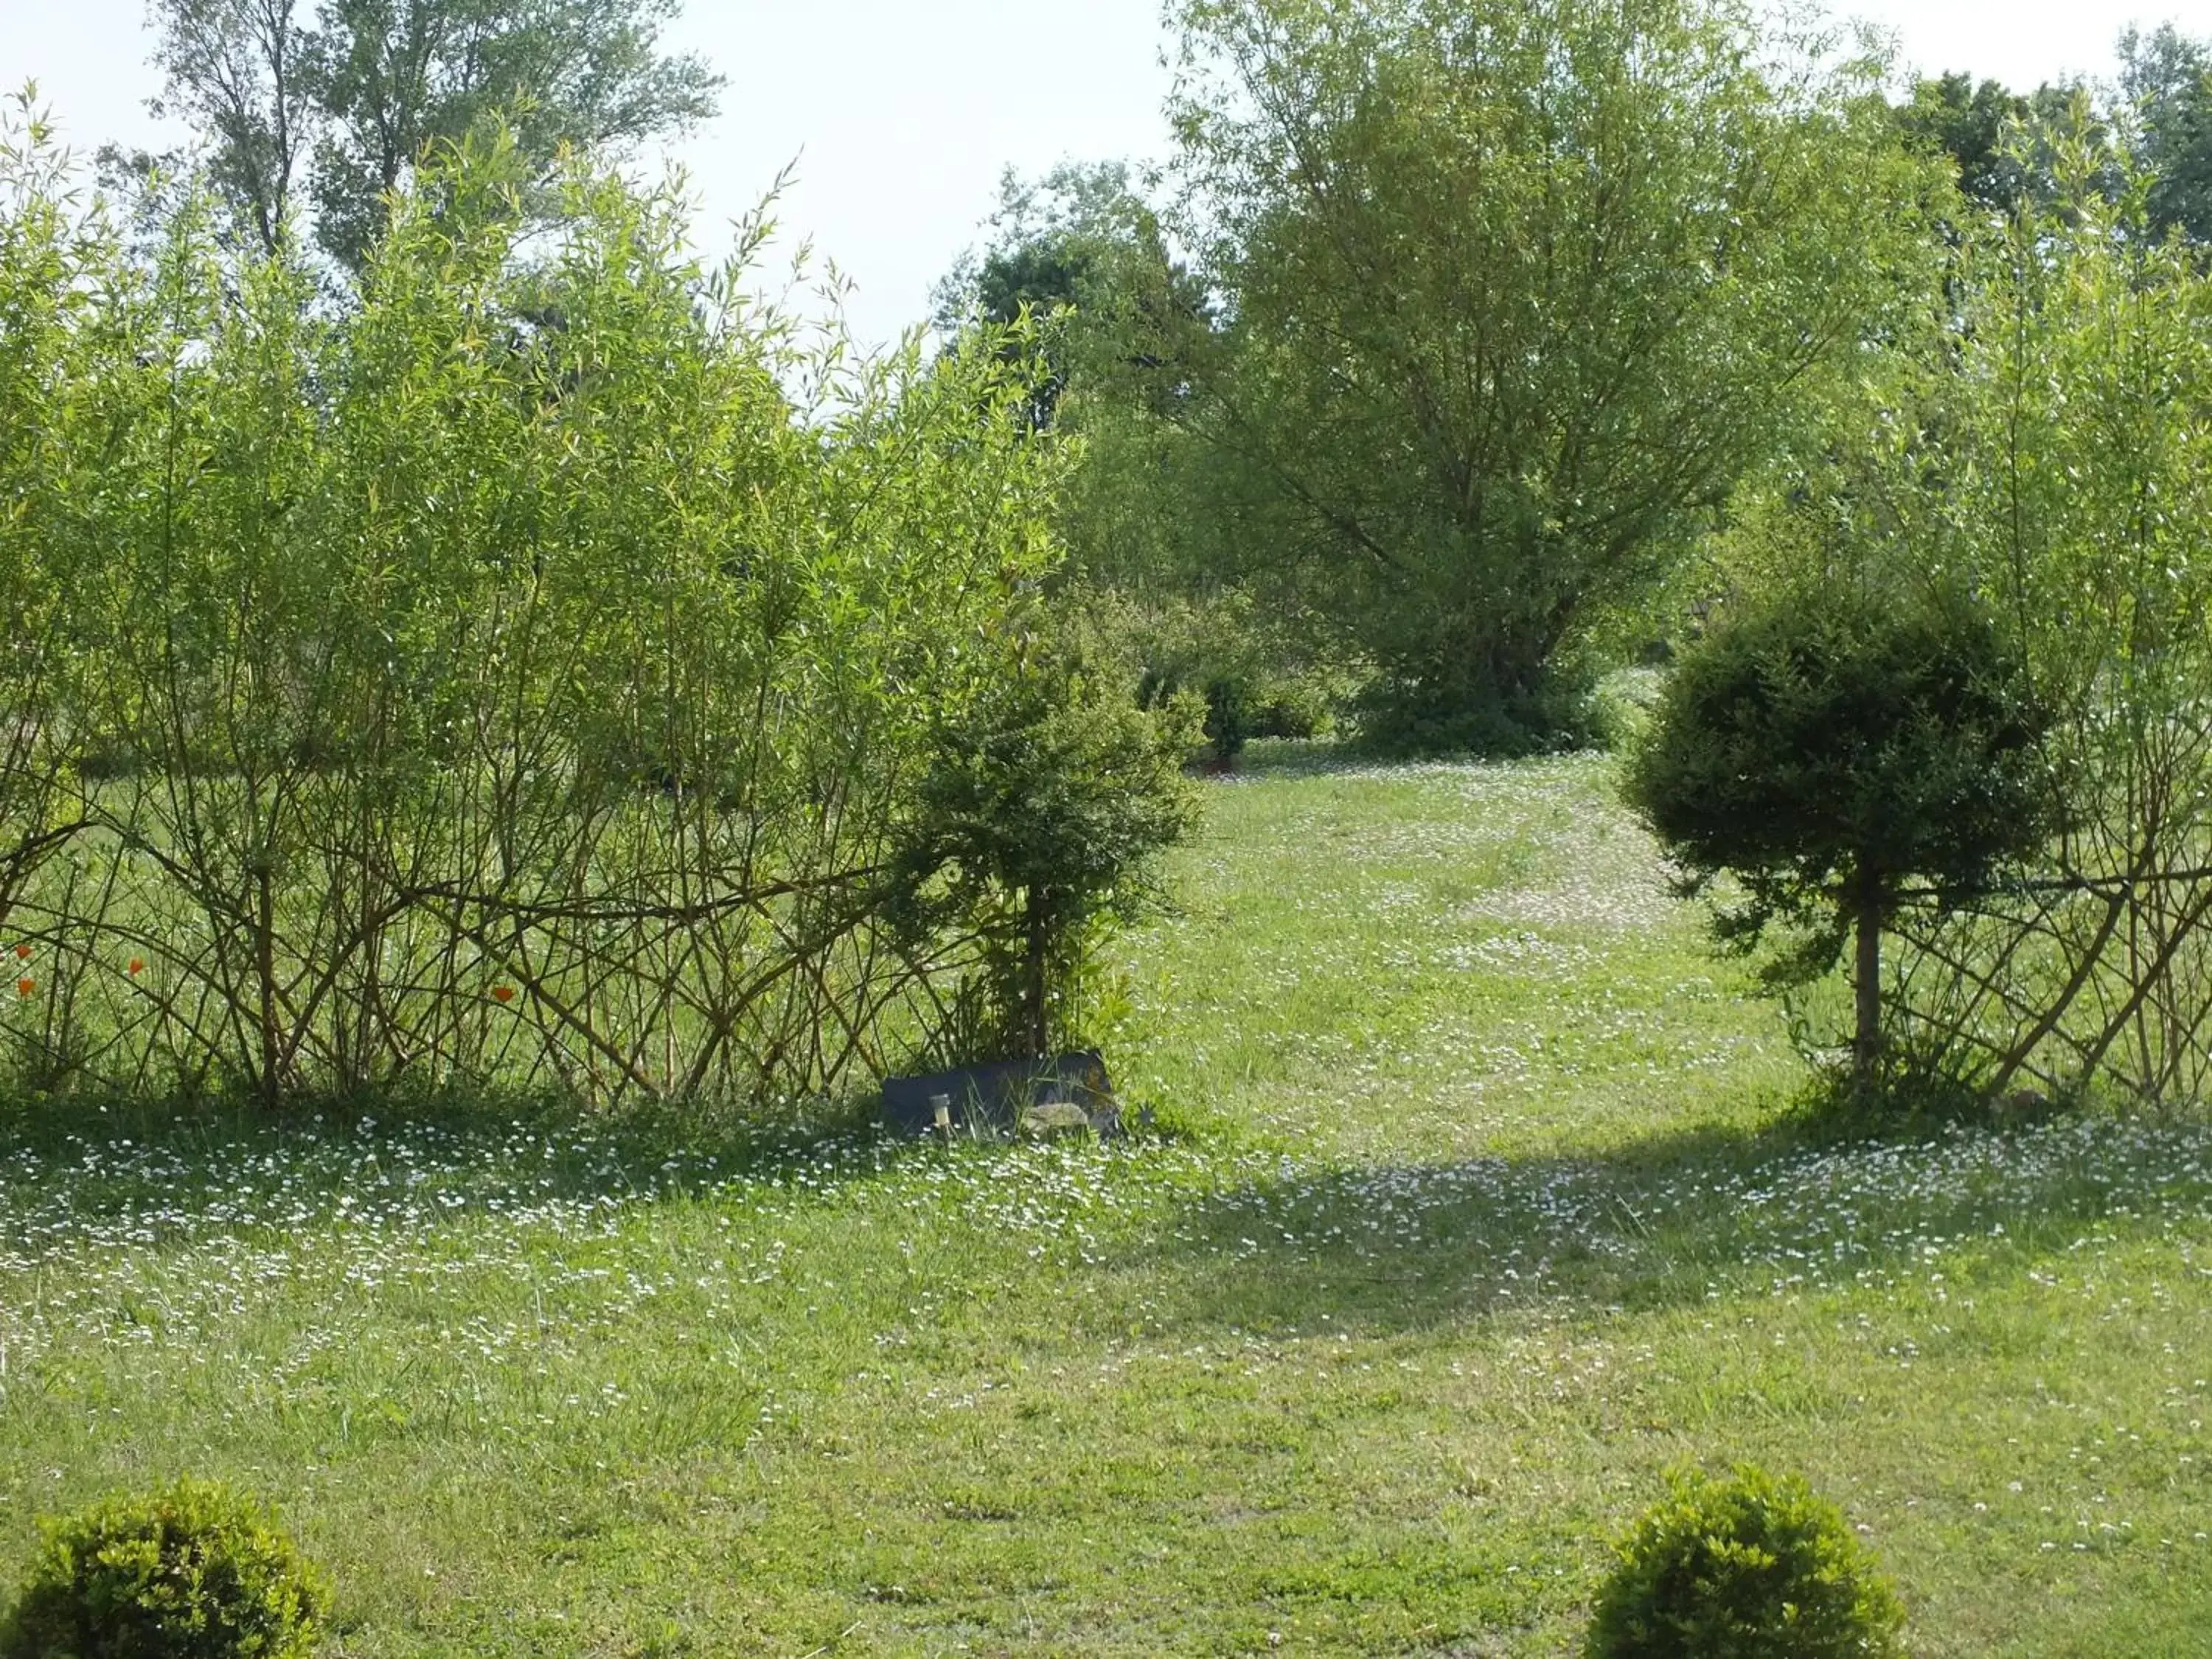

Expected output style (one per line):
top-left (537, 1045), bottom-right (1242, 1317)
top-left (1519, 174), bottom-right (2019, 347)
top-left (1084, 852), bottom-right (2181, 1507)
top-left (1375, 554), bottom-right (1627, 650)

top-left (1625, 582), bottom-right (2054, 1086)
top-left (894, 658), bottom-right (1202, 1062)
top-left (1, 1478), bottom-right (328, 1659)
top-left (1585, 1465), bottom-right (1906, 1659)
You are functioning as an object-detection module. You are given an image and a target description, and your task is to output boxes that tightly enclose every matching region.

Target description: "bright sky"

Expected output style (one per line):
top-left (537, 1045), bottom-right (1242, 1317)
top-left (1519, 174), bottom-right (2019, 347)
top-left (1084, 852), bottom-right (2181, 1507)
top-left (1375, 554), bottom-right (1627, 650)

top-left (4, 0), bottom-right (2209, 349)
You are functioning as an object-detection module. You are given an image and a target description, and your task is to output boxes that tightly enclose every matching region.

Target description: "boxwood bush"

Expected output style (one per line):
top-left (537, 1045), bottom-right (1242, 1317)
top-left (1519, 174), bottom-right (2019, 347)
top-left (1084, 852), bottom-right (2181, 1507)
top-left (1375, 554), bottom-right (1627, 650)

top-left (1585, 1464), bottom-right (1905, 1659)
top-left (1, 1478), bottom-right (327, 1659)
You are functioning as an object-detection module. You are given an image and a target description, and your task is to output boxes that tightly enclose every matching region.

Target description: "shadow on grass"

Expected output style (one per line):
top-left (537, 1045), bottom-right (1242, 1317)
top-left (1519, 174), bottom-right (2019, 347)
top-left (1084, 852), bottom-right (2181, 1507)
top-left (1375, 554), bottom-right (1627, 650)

top-left (7, 1071), bottom-right (2201, 1357)
top-left (1116, 1101), bottom-right (2211, 1338)
top-left (0, 1082), bottom-right (902, 1242)
top-left (1226, 734), bottom-right (1615, 781)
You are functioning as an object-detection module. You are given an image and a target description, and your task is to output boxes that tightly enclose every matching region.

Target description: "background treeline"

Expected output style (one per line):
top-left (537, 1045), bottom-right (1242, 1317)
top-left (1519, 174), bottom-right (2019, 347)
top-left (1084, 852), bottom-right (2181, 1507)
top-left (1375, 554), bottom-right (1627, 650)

top-left (942, 5), bottom-right (2212, 754)
top-left (930, 1), bottom-right (2212, 1107)
top-left (0, 105), bottom-right (1194, 1111)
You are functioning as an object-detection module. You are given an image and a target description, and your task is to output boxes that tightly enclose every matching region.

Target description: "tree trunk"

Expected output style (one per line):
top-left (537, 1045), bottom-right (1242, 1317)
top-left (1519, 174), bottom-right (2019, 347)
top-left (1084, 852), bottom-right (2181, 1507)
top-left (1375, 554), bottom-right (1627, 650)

top-left (1023, 888), bottom-right (1050, 1061)
top-left (256, 860), bottom-right (282, 1113)
top-left (1854, 877), bottom-right (1884, 1088)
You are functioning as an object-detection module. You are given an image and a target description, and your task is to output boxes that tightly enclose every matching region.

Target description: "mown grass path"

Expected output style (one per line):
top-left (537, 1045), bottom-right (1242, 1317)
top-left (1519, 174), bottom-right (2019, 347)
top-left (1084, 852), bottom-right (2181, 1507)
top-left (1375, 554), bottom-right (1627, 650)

top-left (2, 751), bottom-right (2208, 1655)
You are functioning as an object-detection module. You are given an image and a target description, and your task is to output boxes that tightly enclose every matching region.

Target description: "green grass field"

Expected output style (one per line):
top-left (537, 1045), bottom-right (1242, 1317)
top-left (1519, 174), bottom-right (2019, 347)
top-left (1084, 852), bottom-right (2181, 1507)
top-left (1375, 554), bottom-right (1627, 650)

top-left (3, 748), bottom-right (2208, 1655)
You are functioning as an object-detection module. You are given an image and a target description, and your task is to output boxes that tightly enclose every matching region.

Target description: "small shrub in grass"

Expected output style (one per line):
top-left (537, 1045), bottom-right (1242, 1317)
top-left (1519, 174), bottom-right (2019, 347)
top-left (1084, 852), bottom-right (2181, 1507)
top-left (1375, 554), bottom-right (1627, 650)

top-left (1585, 1466), bottom-right (1905, 1659)
top-left (1, 1478), bottom-right (327, 1659)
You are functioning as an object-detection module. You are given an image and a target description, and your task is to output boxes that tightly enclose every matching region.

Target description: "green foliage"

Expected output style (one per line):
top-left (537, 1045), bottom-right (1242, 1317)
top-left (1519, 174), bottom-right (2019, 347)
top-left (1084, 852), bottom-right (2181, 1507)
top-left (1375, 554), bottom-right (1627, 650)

top-left (1626, 584), bottom-right (2054, 974)
top-left (1066, 586), bottom-right (1346, 765)
top-left (1354, 667), bottom-right (1601, 760)
top-left (1627, 580), bottom-right (2053, 1084)
top-left (1702, 109), bottom-right (2212, 1105)
top-left (1, 1478), bottom-right (327, 1659)
top-left (0, 105), bottom-right (1086, 1110)
top-left (1888, 28), bottom-right (2212, 243)
top-left (145, 0), bottom-right (722, 267)
top-left (931, 164), bottom-right (1200, 433)
top-left (1893, 73), bottom-right (2037, 215)
top-left (1586, 668), bottom-right (1664, 754)
top-left (1889, 72), bottom-right (2102, 223)
top-left (894, 649), bottom-right (1201, 1060)
top-left (2121, 24), bottom-right (2212, 243)
top-left (1585, 1466), bottom-right (1905, 1659)
top-left (1126, 0), bottom-right (1937, 753)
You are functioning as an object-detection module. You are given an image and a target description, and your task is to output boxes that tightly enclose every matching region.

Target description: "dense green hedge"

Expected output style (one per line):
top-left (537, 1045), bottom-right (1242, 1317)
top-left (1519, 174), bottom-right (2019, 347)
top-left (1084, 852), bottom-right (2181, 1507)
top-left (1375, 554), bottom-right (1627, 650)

top-left (0, 110), bottom-right (1183, 1110)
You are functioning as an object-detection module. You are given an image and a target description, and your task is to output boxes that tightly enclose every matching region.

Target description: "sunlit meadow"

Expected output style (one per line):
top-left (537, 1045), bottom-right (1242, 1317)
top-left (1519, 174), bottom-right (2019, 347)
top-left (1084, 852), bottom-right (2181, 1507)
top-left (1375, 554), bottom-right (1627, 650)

top-left (1, 748), bottom-right (2208, 1655)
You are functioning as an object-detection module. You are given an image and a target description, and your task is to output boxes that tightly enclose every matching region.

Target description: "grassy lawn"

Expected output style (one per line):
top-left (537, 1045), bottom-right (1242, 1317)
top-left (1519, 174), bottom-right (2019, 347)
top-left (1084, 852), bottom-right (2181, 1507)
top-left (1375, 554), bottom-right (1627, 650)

top-left (2, 748), bottom-right (2208, 1655)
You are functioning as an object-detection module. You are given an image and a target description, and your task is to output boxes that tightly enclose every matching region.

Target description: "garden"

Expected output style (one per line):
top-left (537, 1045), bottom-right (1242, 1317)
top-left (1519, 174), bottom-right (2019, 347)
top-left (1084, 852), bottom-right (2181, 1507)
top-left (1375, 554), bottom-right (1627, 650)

top-left (1, 752), bottom-right (2206, 1655)
top-left (4, 0), bottom-right (2212, 1651)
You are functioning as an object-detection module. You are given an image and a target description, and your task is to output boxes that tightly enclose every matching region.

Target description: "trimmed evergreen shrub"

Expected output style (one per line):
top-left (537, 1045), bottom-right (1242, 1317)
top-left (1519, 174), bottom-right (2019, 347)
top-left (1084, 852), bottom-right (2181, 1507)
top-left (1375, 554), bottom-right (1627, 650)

top-left (1625, 581), bottom-right (2053, 1082)
top-left (893, 659), bottom-right (1202, 1062)
top-left (1585, 1465), bottom-right (1905, 1659)
top-left (1, 1478), bottom-right (327, 1659)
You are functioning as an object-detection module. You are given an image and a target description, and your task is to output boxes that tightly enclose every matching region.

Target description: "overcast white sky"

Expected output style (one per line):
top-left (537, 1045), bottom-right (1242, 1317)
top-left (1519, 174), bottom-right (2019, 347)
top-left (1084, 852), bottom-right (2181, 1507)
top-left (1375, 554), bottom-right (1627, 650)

top-left (4, 0), bottom-right (2208, 348)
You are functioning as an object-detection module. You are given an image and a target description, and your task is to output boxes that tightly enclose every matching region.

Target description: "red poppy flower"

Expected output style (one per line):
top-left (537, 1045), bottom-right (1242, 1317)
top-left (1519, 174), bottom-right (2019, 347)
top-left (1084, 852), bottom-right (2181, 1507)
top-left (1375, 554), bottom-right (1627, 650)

top-left (491, 985), bottom-right (515, 1004)
top-left (15, 978), bottom-right (32, 998)
top-left (12, 944), bottom-right (27, 961)
top-left (127, 959), bottom-right (145, 976)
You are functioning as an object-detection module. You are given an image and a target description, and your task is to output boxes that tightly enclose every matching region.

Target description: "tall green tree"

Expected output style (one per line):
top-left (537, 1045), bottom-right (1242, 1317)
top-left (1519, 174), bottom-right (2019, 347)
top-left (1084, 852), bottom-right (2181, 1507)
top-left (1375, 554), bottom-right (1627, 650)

top-left (2121, 24), bottom-right (2212, 243)
top-left (145, 0), bottom-right (722, 268)
top-left (147, 0), bottom-right (319, 255)
top-left (1144, 0), bottom-right (1937, 751)
top-left (308, 0), bottom-right (722, 271)
top-left (1893, 73), bottom-right (2033, 216)
top-left (934, 162), bottom-right (1206, 433)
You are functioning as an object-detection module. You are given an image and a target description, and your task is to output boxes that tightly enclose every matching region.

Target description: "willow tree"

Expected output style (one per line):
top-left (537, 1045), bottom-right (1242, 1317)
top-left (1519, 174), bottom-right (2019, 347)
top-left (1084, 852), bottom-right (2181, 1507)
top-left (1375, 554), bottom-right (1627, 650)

top-left (0, 112), bottom-right (1135, 1110)
top-left (143, 0), bottom-right (721, 268)
top-left (1148, 0), bottom-right (1938, 751)
top-left (1843, 120), bottom-right (2212, 1105)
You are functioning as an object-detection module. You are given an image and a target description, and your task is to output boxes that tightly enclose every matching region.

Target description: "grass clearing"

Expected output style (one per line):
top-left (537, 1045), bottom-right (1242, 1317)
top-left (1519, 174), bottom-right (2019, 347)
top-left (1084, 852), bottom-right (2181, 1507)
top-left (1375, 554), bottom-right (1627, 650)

top-left (1, 748), bottom-right (2208, 1655)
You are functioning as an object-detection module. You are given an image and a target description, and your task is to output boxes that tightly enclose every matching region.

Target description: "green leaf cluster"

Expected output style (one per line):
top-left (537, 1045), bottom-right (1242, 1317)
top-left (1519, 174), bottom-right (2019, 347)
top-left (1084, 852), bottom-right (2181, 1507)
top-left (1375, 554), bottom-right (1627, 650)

top-left (0, 102), bottom-right (1114, 1108)
top-left (1107, 0), bottom-right (1941, 751)
top-left (1585, 1466), bottom-right (1905, 1659)
top-left (1, 1478), bottom-right (328, 1659)
top-left (1625, 584), bottom-right (2055, 978)
top-left (1678, 98), bottom-right (2212, 1103)
top-left (893, 653), bottom-right (1202, 1060)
